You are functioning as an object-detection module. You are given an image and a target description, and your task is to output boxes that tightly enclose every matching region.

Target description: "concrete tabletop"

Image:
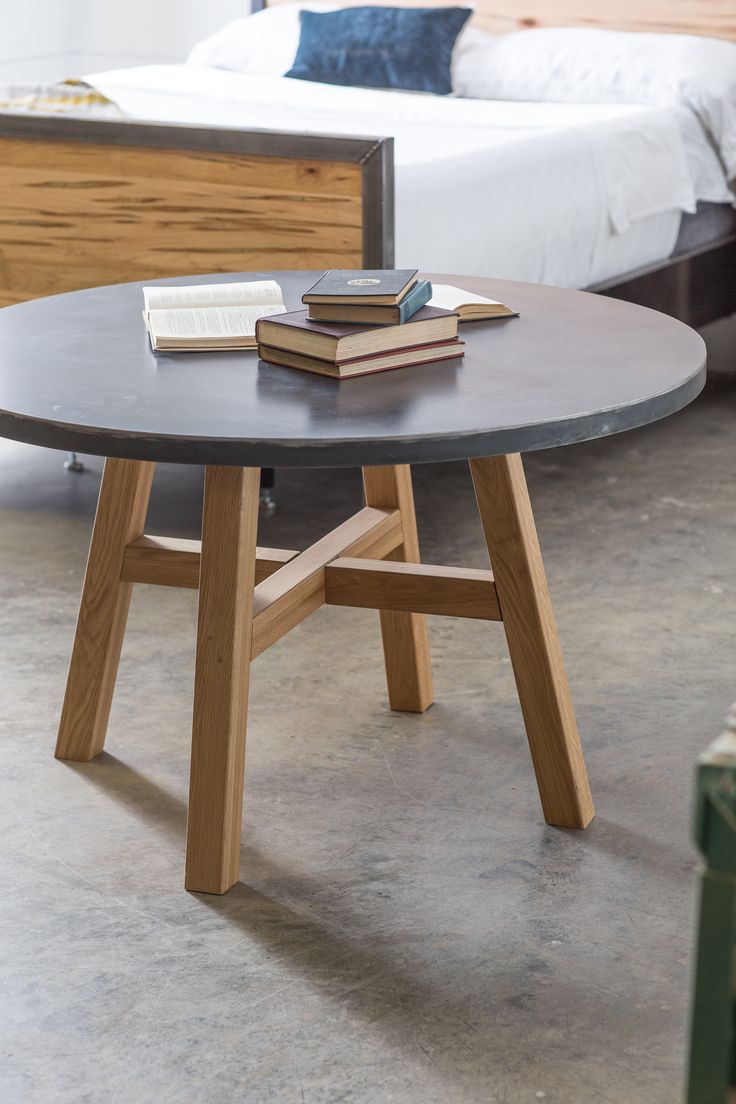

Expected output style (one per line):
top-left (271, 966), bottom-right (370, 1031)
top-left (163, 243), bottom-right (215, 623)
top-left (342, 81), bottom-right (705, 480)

top-left (0, 271), bottom-right (706, 467)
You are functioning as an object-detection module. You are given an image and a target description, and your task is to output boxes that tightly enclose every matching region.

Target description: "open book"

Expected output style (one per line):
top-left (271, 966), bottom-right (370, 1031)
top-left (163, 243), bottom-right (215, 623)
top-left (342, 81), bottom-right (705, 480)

top-left (143, 280), bottom-right (287, 351)
top-left (428, 284), bottom-right (518, 321)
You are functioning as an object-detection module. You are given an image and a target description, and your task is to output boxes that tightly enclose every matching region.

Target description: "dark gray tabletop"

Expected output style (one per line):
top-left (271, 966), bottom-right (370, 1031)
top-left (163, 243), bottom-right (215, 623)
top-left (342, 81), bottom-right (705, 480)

top-left (0, 271), bottom-right (706, 467)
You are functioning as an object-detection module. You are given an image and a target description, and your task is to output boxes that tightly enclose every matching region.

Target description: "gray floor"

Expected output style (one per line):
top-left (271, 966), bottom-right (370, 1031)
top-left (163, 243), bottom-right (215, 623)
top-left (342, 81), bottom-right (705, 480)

top-left (1, 369), bottom-right (735, 1104)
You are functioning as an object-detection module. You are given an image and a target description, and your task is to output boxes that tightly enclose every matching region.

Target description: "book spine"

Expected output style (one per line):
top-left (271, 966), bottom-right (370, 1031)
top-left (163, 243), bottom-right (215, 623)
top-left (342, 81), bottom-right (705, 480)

top-left (396, 280), bottom-right (432, 324)
top-left (258, 346), bottom-right (464, 380)
top-left (338, 347), bottom-right (464, 378)
top-left (258, 336), bottom-right (462, 366)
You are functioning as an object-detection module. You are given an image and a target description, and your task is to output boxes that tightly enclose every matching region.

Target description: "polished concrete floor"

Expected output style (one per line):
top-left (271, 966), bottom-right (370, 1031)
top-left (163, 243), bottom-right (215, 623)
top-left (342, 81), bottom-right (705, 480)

top-left (1, 369), bottom-right (735, 1104)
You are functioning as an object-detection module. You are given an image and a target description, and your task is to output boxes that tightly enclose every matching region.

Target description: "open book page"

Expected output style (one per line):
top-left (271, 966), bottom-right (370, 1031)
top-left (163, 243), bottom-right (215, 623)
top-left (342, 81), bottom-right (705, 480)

top-left (428, 284), bottom-right (504, 310)
top-left (147, 303), bottom-right (285, 349)
top-left (143, 280), bottom-right (284, 312)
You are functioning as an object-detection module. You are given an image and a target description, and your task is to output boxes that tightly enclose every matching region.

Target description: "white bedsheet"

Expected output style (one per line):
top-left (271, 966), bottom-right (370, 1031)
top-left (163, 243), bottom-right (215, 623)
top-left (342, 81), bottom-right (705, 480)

top-left (85, 65), bottom-right (732, 288)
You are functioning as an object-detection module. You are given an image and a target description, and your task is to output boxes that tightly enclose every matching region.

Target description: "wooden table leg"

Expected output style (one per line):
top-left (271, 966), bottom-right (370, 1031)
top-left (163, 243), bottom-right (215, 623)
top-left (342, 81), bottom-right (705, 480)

top-left (185, 465), bottom-right (260, 894)
top-left (362, 465), bottom-right (433, 712)
top-left (469, 454), bottom-right (594, 829)
top-left (55, 458), bottom-right (155, 761)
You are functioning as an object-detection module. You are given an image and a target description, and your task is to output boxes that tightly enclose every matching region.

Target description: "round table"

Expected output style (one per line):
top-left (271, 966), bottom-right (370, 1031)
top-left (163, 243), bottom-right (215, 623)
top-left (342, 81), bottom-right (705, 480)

top-left (0, 271), bottom-right (704, 466)
top-left (0, 272), bottom-right (706, 894)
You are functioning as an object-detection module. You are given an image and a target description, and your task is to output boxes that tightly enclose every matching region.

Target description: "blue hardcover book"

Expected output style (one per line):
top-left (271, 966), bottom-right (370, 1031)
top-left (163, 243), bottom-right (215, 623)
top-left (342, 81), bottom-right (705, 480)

top-left (306, 279), bottom-right (433, 326)
top-left (396, 279), bottom-right (433, 323)
top-left (303, 268), bottom-right (418, 304)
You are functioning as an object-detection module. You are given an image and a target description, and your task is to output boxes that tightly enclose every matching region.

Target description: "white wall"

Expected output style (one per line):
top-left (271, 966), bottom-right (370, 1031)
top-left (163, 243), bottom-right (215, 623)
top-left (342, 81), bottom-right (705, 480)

top-left (69, 0), bottom-right (249, 72)
top-left (0, 0), bottom-right (249, 82)
top-left (0, 1), bottom-right (71, 81)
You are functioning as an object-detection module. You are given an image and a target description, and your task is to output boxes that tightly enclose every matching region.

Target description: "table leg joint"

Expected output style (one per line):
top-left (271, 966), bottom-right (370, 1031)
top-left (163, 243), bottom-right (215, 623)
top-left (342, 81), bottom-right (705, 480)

top-left (250, 506), bottom-right (403, 659)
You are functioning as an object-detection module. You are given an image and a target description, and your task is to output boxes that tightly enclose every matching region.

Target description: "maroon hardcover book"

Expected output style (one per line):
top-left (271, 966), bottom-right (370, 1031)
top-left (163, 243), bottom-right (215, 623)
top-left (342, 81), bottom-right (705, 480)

top-left (258, 338), bottom-right (465, 380)
top-left (256, 307), bottom-right (457, 361)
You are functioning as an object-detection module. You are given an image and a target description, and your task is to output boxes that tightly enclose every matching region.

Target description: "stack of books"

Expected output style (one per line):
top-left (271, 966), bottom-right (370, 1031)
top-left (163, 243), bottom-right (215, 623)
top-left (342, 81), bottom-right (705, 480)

top-left (256, 269), bottom-right (464, 380)
top-left (141, 272), bottom-right (517, 368)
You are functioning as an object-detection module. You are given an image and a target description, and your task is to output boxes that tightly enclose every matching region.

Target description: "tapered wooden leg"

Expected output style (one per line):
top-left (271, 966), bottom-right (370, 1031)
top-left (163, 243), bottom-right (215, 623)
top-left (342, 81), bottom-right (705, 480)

top-left (469, 454), bottom-right (594, 828)
top-left (185, 466), bottom-right (260, 894)
top-left (55, 458), bottom-right (155, 761)
top-left (362, 465), bottom-right (433, 712)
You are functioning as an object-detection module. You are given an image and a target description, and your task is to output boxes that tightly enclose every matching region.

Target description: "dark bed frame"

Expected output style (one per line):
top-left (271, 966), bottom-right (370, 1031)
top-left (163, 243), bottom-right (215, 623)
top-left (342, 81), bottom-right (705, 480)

top-left (592, 225), bottom-right (736, 329)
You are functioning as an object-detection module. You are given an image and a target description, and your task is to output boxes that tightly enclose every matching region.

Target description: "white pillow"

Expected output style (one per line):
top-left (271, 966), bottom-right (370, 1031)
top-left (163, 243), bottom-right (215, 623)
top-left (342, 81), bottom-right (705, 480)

top-left (187, 3), bottom-right (496, 91)
top-left (187, 4), bottom-right (336, 75)
top-left (458, 27), bottom-right (736, 179)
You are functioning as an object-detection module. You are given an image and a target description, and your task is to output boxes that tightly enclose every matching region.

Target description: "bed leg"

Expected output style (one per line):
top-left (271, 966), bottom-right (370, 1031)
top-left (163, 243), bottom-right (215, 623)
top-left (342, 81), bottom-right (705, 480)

top-left (259, 468), bottom-right (276, 516)
top-left (64, 452), bottom-right (84, 473)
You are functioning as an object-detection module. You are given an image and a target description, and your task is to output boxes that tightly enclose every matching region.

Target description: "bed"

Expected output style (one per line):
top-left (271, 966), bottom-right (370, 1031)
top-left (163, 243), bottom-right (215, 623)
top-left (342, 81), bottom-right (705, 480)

top-left (0, 0), bottom-right (734, 329)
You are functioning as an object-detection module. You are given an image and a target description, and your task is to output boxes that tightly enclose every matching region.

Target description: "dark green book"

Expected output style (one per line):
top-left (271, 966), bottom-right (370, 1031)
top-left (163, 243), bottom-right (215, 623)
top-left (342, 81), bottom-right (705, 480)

top-left (307, 279), bottom-right (433, 325)
top-left (302, 269), bottom-right (418, 306)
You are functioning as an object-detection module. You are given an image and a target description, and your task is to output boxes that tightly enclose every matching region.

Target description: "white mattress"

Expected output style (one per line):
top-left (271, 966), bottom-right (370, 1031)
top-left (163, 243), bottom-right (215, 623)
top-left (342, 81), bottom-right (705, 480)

top-left (86, 65), bottom-right (733, 288)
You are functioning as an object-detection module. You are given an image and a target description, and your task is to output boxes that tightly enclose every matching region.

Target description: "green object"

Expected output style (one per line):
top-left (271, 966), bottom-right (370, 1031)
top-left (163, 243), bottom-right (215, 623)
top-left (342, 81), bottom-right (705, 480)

top-left (687, 705), bottom-right (736, 1104)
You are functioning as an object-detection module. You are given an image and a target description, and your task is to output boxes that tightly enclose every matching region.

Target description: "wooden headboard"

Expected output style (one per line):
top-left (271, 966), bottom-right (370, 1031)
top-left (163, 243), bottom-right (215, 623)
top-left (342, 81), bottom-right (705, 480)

top-left (253, 0), bottom-right (736, 42)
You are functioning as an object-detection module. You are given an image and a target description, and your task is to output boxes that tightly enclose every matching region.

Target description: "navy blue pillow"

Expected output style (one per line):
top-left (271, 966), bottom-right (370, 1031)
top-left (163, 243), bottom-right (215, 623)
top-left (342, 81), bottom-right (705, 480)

top-left (285, 7), bottom-right (473, 96)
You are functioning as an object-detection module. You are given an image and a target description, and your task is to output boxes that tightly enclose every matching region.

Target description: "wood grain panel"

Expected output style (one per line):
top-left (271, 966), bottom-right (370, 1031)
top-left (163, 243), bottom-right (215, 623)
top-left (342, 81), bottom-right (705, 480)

top-left (0, 138), bottom-right (364, 306)
top-left (55, 458), bottom-right (154, 762)
top-left (325, 557), bottom-right (502, 620)
top-left (263, 0), bottom-right (736, 39)
top-left (121, 535), bottom-right (299, 588)
top-left (470, 453), bottom-right (594, 829)
top-left (362, 465), bottom-right (434, 713)
top-left (186, 465), bottom-right (261, 895)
